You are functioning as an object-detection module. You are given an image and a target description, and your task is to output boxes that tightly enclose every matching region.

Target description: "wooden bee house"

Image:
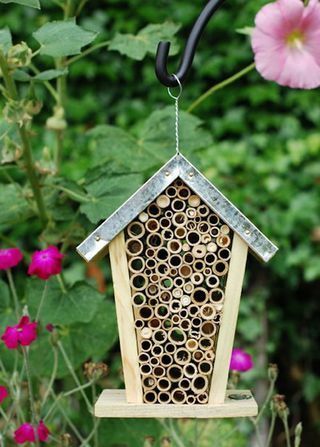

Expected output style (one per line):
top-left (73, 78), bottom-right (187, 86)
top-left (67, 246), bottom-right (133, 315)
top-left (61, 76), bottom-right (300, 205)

top-left (77, 154), bottom-right (278, 418)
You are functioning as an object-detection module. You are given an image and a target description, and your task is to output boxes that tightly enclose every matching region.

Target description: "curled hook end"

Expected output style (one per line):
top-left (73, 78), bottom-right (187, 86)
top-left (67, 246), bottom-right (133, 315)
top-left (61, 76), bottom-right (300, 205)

top-left (155, 41), bottom-right (180, 87)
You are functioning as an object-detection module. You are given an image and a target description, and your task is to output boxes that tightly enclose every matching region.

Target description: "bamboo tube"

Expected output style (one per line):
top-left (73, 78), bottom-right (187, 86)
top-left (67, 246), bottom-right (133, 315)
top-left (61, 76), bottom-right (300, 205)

top-left (141, 327), bottom-right (153, 339)
top-left (158, 378), bottom-right (171, 392)
top-left (198, 222), bottom-right (210, 234)
top-left (169, 299), bottom-right (182, 313)
top-left (157, 263), bottom-right (170, 277)
top-left (168, 328), bottom-right (187, 345)
top-left (169, 255), bottom-right (183, 269)
top-left (183, 281), bottom-right (194, 294)
top-left (201, 234), bottom-right (211, 244)
top-left (193, 350), bottom-right (204, 362)
top-left (138, 306), bottom-right (154, 321)
top-left (140, 339), bottom-right (152, 352)
top-left (146, 247), bottom-right (156, 258)
top-left (191, 272), bottom-right (204, 286)
top-left (160, 276), bottom-right (173, 291)
top-left (138, 212), bottom-right (148, 223)
top-left (172, 287), bottom-right (183, 298)
top-left (208, 214), bottom-right (220, 226)
top-left (181, 319), bottom-right (191, 331)
top-left (191, 317), bottom-right (202, 329)
top-left (204, 350), bottom-right (215, 361)
top-left (135, 319), bottom-right (144, 329)
top-left (220, 224), bottom-right (230, 234)
top-left (194, 260), bottom-right (205, 272)
top-left (132, 293), bottom-right (146, 307)
top-left (150, 357), bottom-right (160, 367)
top-left (209, 227), bottom-right (220, 238)
top-left (160, 354), bottom-right (173, 367)
top-left (159, 291), bottom-right (171, 303)
top-left (195, 216), bottom-right (201, 223)
top-left (170, 268), bottom-right (178, 277)
top-left (190, 329), bottom-right (201, 340)
top-left (199, 337), bottom-right (214, 351)
top-left (145, 284), bottom-right (159, 298)
top-left (162, 229), bottom-right (174, 241)
top-left (187, 395), bottom-right (196, 405)
top-left (172, 212), bottom-right (187, 227)
top-left (197, 393), bottom-right (209, 404)
top-left (218, 247), bottom-right (231, 261)
top-left (138, 352), bottom-right (150, 363)
top-left (174, 179), bottom-right (183, 187)
top-left (179, 309), bottom-right (188, 319)
top-left (217, 234), bottom-right (231, 248)
top-left (150, 273), bottom-right (160, 284)
top-left (146, 218), bottom-right (160, 233)
top-left (186, 339), bottom-right (198, 352)
top-left (213, 313), bottom-right (222, 324)
top-left (188, 195), bottom-right (200, 207)
top-left (172, 199), bottom-right (186, 212)
top-left (191, 287), bottom-right (208, 304)
top-left (130, 273), bottom-right (148, 291)
top-left (140, 363), bottom-right (152, 375)
top-left (147, 203), bottom-right (161, 218)
top-left (159, 216), bottom-right (171, 229)
top-left (127, 221), bottom-right (145, 239)
top-left (152, 344), bottom-right (164, 357)
top-left (183, 363), bottom-right (198, 378)
top-left (186, 231), bottom-right (201, 246)
top-left (200, 304), bottom-right (216, 320)
top-left (186, 208), bottom-right (197, 219)
top-left (201, 321), bottom-right (217, 337)
top-left (145, 268), bottom-right (153, 277)
top-left (172, 314), bottom-right (181, 325)
top-left (191, 375), bottom-right (209, 394)
top-left (199, 361), bottom-right (213, 375)
top-left (167, 365), bottom-right (183, 382)
top-left (175, 226), bottom-right (187, 239)
top-left (183, 252), bottom-right (194, 264)
top-left (152, 330), bottom-right (167, 344)
top-left (144, 390), bottom-right (157, 404)
top-left (181, 295), bottom-right (191, 307)
top-left (146, 258), bottom-right (156, 269)
top-left (165, 343), bottom-right (176, 354)
top-left (177, 186), bottom-right (191, 200)
top-left (192, 245), bottom-right (206, 259)
top-left (174, 348), bottom-right (191, 365)
top-left (205, 253), bottom-right (217, 266)
top-left (126, 238), bottom-right (143, 256)
top-left (168, 239), bottom-right (182, 254)
top-left (186, 221), bottom-right (197, 231)
top-left (142, 376), bottom-right (157, 390)
top-left (153, 365), bottom-right (166, 377)
top-left (165, 185), bottom-right (177, 198)
top-left (149, 297), bottom-right (159, 307)
top-left (207, 243), bottom-right (218, 254)
top-left (158, 391), bottom-right (171, 404)
top-left (146, 233), bottom-right (163, 248)
top-left (189, 305), bottom-right (199, 316)
top-left (213, 260), bottom-right (229, 276)
top-left (204, 267), bottom-right (212, 276)
top-left (205, 275), bottom-right (219, 288)
top-left (148, 318), bottom-right (161, 330)
top-left (155, 304), bottom-right (170, 319)
top-left (156, 194), bottom-right (170, 209)
top-left (179, 378), bottom-right (191, 391)
top-left (174, 277), bottom-right (184, 288)
top-left (171, 389), bottom-right (187, 404)
top-left (198, 205), bottom-right (209, 217)
top-left (179, 264), bottom-right (192, 279)
top-left (165, 209), bottom-right (173, 219)
top-left (182, 242), bottom-right (190, 252)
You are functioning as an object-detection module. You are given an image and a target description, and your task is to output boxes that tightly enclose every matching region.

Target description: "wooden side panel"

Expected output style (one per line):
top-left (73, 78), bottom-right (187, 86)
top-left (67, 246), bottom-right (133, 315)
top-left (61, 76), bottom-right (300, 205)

top-left (209, 234), bottom-right (248, 404)
top-left (109, 232), bottom-right (143, 403)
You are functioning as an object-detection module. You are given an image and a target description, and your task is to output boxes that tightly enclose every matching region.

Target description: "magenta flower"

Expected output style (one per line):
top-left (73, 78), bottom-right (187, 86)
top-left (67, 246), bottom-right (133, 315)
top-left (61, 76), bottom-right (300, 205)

top-left (14, 423), bottom-right (36, 444)
top-left (1, 316), bottom-right (38, 350)
top-left (0, 386), bottom-right (8, 404)
top-left (0, 248), bottom-right (23, 270)
top-left (252, 0), bottom-right (320, 89)
top-left (230, 348), bottom-right (253, 372)
top-left (28, 246), bottom-right (64, 280)
top-left (37, 421), bottom-right (50, 442)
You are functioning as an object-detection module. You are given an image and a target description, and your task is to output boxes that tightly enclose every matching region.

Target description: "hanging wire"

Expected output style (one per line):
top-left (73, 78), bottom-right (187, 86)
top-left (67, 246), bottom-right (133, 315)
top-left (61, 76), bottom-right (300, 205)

top-left (167, 74), bottom-right (182, 155)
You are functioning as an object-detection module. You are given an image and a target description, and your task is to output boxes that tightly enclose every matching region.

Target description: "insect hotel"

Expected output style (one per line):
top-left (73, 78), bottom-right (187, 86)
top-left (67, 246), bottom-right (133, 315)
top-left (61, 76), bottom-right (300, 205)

top-left (77, 154), bottom-right (278, 418)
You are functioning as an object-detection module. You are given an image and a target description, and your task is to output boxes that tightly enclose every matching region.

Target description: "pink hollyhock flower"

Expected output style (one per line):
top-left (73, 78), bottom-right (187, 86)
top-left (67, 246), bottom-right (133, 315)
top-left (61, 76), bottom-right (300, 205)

top-left (252, 0), bottom-right (320, 89)
top-left (1, 316), bottom-right (38, 350)
top-left (28, 246), bottom-right (64, 280)
top-left (0, 385), bottom-right (8, 404)
top-left (37, 421), bottom-right (50, 442)
top-left (230, 348), bottom-right (253, 372)
top-left (14, 423), bottom-right (36, 444)
top-left (0, 248), bottom-right (23, 270)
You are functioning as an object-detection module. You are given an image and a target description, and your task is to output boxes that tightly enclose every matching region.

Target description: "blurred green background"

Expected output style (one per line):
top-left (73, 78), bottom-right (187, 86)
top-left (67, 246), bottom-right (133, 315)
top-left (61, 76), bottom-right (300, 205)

top-left (0, 0), bottom-right (319, 445)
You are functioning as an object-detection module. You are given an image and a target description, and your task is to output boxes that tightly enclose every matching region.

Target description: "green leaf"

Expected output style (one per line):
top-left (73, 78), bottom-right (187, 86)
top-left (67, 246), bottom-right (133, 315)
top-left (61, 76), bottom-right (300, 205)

top-left (0, 27), bottom-right (12, 53)
top-left (29, 300), bottom-right (117, 378)
top-left (0, 184), bottom-right (31, 229)
top-left (0, 0), bottom-right (40, 8)
top-left (33, 19), bottom-right (97, 58)
top-left (236, 26), bottom-right (254, 36)
top-left (109, 21), bottom-right (180, 61)
top-left (34, 68), bottom-right (68, 81)
top-left (12, 69), bottom-right (32, 81)
top-left (25, 279), bottom-right (103, 325)
top-left (0, 279), bottom-right (15, 331)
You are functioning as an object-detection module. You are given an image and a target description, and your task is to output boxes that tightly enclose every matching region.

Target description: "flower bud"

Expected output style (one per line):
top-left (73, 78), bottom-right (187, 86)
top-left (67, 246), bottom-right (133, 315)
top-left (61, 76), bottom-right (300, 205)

top-left (7, 42), bottom-right (33, 69)
top-left (46, 106), bottom-right (67, 131)
top-left (3, 99), bottom-right (32, 127)
top-left (25, 99), bottom-right (42, 116)
top-left (1, 137), bottom-right (22, 164)
top-left (268, 363), bottom-right (279, 382)
top-left (84, 362), bottom-right (109, 381)
top-left (144, 436), bottom-right (155, 447)
top-left (59, 433), bottom-right (72, 447)
top-left (294, 422), bottom-right (303, 447)
top-left (161, 437), bottom-right (171, 447)
top-left (272, 394), bottom-right (289, 419)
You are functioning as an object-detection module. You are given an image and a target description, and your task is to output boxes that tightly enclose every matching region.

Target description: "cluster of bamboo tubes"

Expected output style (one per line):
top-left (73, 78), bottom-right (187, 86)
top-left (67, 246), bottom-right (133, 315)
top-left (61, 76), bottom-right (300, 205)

top-left (125, 179), bottom-right (233, 405)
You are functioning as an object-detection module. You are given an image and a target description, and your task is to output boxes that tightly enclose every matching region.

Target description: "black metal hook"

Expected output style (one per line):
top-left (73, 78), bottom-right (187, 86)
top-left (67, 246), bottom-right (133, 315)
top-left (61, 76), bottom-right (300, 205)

top-left (155, 0), bottom-right (226, 87)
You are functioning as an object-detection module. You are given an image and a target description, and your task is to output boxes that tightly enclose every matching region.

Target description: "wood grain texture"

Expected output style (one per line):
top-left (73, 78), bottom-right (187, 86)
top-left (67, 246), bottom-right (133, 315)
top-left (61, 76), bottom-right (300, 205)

top-left (94, 389), bottom-right (258, 418)
top-left (109, 232), bottom-right (143, 403)
top-left (209, 234), bottom-right (248, 404)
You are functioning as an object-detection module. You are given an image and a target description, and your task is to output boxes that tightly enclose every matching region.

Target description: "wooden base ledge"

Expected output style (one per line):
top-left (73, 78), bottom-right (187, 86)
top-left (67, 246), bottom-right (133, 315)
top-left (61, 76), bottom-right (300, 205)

top-left (94, 389), bottom-right (258, 418)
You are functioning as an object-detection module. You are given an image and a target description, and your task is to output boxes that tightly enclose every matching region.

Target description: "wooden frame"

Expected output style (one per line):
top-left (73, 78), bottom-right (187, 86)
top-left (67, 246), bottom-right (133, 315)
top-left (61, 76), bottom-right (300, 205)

top-left (209, 233), bottom-right (248, 404)
top-left (109, 232), bottom-right (143, 403)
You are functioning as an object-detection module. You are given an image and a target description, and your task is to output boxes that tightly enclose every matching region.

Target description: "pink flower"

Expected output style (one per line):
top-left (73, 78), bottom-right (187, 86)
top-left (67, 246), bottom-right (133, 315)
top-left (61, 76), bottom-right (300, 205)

top-left (0, 248), bottom-right (23, 270)
top-left (28, 246), bottom-right (64, 280)
top-left (230, 348), bottom-right (253, 372)
top-left (0, 386), bottom-right (8, 404)
top-left (14, 423), bottom-right (36, 444)
top-left (37, 421), bottom-right (50, 442)
top-left (252, 0), bottom-right (320, 89)
top-left (45, 323), bottom-right (54, 333)
top-left (1, 316), bottom-right (38, 350)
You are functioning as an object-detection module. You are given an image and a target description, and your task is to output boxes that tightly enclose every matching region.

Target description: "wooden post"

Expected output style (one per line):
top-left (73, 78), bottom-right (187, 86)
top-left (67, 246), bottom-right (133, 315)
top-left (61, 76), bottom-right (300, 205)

top-left (209, 233), bottom-right (248, 404)
top-left (109, 232), bottom-right (143, 403)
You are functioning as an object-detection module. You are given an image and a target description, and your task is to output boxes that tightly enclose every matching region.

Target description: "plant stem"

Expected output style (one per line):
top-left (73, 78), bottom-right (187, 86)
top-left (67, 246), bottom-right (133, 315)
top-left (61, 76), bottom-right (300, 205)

top-left (6, 269), bottom-right (20, 318)
top-left (266, 410), bottom-right (277, 447)
top-left (91, 383), bottom-right (98, 447)
top-left (282, 415), bottom-right (292, 447)
top-left (41, 345), bottom-right (58, 409)
top-left (255, 376), bottom-right (276, 425)
top-left (56, 273), bottom-right (67, 293)
top-left (66, 41), bottom-right (110, 66)
top-left (35, 280), bottom-right (48, 321)
top-left (159, 420), bottom-right (186, 447)
top-left (187, 62), bottom-right (256, 113)
top-left (0, 49), bottom-right (48, 228)
top-left (22, 347), bottom-right (40, 447)
top-left (0, 406), bottom-right (9, 422)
